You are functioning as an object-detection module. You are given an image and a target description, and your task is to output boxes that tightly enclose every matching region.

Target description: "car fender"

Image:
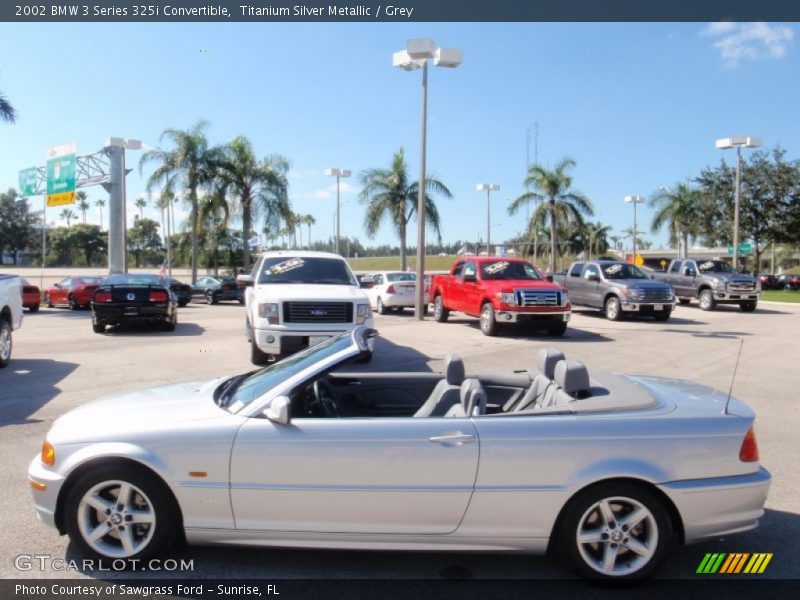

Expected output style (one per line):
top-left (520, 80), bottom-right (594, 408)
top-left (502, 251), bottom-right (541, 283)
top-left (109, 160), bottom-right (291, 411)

top-left (56, 441), bottom-right (175, 484)
top-left (566, 457), bottom-right (671, 489)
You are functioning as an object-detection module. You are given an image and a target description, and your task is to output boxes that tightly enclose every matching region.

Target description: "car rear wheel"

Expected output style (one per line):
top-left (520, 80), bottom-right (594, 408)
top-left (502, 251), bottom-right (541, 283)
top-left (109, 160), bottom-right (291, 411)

top-left (163, 312), bottom-right (177, 332)
top-left (433, 295), bottom-right (449, 323)
top-left (557, 482), bottom-right (672, 581)
top-left (205, 291), bottom-right (216, 305)
top-left (0, 319), bottom-right (11, 368)
top-left (604, 296), bottom-right (622, 321)
top-left (698, 289), bottom-right (716, 311)
top-left (92, 323), bottom-right (105, 334)
top-left (739, 300), bottom-right (757, 312)
top-left (64, 464), bottom-right (179, 564)
top-left (29, 304), bottom-right (40, 313)
top-left (480, 303), bottom-right (498, 336)
top-left (376, 297), bottom-right (388, 315)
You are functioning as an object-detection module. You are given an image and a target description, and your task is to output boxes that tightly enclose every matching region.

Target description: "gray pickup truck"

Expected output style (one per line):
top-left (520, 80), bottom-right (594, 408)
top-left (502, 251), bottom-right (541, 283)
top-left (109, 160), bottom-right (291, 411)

top-left (651, 258), bottom-right (759, 312)
top-left (553, 260), bottom-right (675, 321)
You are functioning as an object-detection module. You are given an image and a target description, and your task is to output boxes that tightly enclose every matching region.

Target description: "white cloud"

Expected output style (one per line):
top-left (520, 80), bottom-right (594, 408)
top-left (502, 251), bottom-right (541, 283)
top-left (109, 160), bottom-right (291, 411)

top-left (702, 22), bottom-right (794, 68)
top-left (289, 181), bottom-right (358, 201)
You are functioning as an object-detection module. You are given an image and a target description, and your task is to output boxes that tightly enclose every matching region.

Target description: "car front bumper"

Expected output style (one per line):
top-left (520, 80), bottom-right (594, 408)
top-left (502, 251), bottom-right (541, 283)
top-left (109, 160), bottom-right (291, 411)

top-left (27, 455), bottom-right (66, 531)
top-left (93, 304), bottom-right (172, 325)
top-left (255, 322), bottom-right (374, 355)
top-left (621, 301), bottom-right (676, 312)
top-left (493, 309), bottom-right (571, 324)
top-left (713, 290), bottom-right (760, 303)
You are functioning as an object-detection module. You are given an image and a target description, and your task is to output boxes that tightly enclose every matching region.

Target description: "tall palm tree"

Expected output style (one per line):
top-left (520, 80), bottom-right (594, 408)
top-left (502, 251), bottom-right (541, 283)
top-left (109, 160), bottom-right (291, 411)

top-left (217, 136), bottom-right (290, 271)
top-left (95, 198), bottom-right (106, 230)
top-left (359, 148), bottom-right (451, 271)
top-left (140, 120), bottom-right (223, 283)
top-left (76, 191), bottom-right (90, 224)
top-left (585, 221), bottom-right (612, 260)
top-left (134, 197), bottom-right (147, 219)
top-left (301, 214), bottom-right (316, 248)
top-left (60, 208), bottom-right (76, 227)
top-left (508, 157), bottom-right (594, 272)
top-left (649, 183), bottom-right (702, 258)
top-left (199, 189), bottom-right (231, 275)
top-left (0, 91), bottom-right (16, 123)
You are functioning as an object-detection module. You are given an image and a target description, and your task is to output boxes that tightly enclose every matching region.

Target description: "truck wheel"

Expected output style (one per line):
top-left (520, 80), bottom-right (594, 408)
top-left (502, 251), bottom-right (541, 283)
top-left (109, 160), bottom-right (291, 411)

top-left (433, 295), bottom-right (449, 323)
top-left (678, 298), bottom-right (691, 305)
top-left (0, 319), bottom-right (11, 368)
top-left (29, 304), bottom-right (40, 313)
top-left (376, 297), bottom-right (387, 315)
top-left (739, 300), bottom-right (757, 312)
top-left (547, 322), bottom-right (568, 337)
top-left (698, 289), bottom-right (716, 311)
top-left (480, 303), bottom-right (499, 336)
top-left (251, 337), bottom-right (270, 366)
top-left (653, 310), bottom-right (671, 322)
top-left (604, 297), bottom-right (622, 321)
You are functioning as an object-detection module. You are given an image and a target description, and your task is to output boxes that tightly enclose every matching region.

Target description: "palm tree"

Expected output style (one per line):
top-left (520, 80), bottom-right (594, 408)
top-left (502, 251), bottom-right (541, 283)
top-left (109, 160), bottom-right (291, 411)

top-left (649, 183), bottom-right (702, 258)
top-left (301, 214), bottom-right (316, 248)
top-left (95, 198), bottom-right (106, 230)
top-left (140, 120), bottom-right (223, 283)
top-left (217, 136), bottom-right (290, 272)
top-left (0, 90), bottom-right (16, 123)
top-left (359, 148), bottom-right (451, 271)
top-left (76, 191), bottom-right (90, 224)
top-left (621, 226), bottom-right (648, 254)
top-left (134, 197), bottom-right (147, 219)
top-left (199, 189), bottom-right (230, 275)
top-left (508, 158), bottom-right (594, 272)
top-left (585, 221), bottom-right (612, 260)
top-left (60, 208), bottom-right (76, 227)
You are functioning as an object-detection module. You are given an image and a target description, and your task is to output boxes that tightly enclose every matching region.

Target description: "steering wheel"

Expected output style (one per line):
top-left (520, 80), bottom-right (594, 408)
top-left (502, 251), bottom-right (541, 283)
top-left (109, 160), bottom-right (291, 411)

top-left (312, 379), bottom-right (340, 417)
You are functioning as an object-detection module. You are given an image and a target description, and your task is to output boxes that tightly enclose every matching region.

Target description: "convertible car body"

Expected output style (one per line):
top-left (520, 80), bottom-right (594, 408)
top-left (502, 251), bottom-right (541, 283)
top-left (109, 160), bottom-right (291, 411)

top-left (28, 328), bottom-right (770, 580)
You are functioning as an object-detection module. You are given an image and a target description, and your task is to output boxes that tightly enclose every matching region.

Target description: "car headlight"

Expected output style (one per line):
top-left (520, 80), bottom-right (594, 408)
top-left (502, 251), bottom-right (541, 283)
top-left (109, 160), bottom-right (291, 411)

top-left (258, 302), bottom-right (279, 324)
top-left (628, 288), bottom-right (640, 300)
top-left (356, 303), bottom-right (370, 324)
top-left (496, 292), bottom-right (516, 306)
top-left (711, 278), bottom-right (724, 289)
top-left (560, 291), bottom-right (570, 306)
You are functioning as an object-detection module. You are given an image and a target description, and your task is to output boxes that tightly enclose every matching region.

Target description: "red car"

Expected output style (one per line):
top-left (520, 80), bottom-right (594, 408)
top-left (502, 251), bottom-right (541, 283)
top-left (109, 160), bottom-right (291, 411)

top-left (20, 279), bottom-right (41, 312)
top-left (45, 276), bottom-right (105, 310)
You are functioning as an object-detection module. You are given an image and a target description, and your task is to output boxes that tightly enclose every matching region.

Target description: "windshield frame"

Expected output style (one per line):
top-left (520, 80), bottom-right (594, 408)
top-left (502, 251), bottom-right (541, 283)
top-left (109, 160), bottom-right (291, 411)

top-left (257, 256), bottom-right (358, 286)
top-left (697, 260), bottom-right (736, 274)
top-left (479, 260), bottom-right (542, 281)
top-left (600, 262), bottom-right (649, 280)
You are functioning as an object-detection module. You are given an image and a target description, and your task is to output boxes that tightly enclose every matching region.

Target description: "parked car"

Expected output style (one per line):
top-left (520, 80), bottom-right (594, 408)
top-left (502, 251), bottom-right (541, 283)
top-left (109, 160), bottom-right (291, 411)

top-left (0, 274), bottom-right (23, 368)
top-left (28, 327), bottom-right (770, 581)
top-left (778, 273), bottom-right (800, 291)
top-left (45, 276), bottom-right (105, 310)
top-left (651, 259), bottom-right (760, 311)
top-left (90, 274), bottom-right (177, 333)
top-left (758, 274), bottom-right (781, 291)
top-left (159, 277), bottom-right (192, 307)
top-left (364, 271), bottom-right (417, 314)
top-left (20, 279), bottom-right (41, 312)
top-left (192, 276), bottom-right (244, 305)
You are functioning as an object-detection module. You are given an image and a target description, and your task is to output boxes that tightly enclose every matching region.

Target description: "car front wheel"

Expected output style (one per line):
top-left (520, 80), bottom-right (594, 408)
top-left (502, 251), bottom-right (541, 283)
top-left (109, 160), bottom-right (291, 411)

top-left (64, 464), bottom-right (179, 564)
top-left (604, 296), bottom-right (622, 321)
top-left (698, 289), bottom-right (716, 311)
top-left (557, 482), bottom-right (672, 581)
top-left (0, 319), bottom-right (11, 368)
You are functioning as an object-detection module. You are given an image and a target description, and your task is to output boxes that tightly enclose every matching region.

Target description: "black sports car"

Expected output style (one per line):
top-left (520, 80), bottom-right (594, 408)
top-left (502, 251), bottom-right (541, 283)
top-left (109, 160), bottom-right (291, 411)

top-left (191, 275), bottom-right (244, 304)
top-left (91, 274), bottom-right (178, 333)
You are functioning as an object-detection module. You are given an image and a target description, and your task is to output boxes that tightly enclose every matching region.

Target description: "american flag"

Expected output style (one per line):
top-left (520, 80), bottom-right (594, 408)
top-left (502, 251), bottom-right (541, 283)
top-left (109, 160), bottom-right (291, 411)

top-left (159, 259), bottom-right (167, 279)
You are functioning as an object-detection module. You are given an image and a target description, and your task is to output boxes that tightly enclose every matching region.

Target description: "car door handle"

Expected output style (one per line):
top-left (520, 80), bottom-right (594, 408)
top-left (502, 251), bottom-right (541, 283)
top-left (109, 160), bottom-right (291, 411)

top-left (429, 433), bottom-right (475, 444)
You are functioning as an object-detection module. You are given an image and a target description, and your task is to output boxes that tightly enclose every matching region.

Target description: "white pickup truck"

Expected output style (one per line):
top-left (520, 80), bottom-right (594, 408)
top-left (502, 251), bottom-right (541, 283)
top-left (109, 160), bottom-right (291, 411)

top-left (0, 274), bottom-right (23, 368)
top-left (240, 251), bottom-right (373, 365)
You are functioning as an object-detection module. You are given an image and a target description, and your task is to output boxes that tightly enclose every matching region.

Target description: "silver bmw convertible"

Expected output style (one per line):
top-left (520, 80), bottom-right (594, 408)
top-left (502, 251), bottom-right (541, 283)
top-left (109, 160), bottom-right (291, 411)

top-left (28, 327), bottom-right (770, 580)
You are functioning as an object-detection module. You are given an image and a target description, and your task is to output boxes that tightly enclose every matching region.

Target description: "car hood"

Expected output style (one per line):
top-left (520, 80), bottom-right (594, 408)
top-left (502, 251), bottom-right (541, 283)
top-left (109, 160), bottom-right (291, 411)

top-left (47, 379), bottom-right (228, 444)
top-left (254, 284), bottom-right (368, 302)
top-left (481, 279), bottom-right (565, 292)
top-left (618, 280), bottom-right (672, 290)
top-left (703, 273), bottom-right (755, 283)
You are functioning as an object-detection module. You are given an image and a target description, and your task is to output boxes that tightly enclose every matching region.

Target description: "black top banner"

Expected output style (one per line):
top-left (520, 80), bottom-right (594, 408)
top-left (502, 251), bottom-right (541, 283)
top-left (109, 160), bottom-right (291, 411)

top-left (3, 0), bottom-right (800, 23)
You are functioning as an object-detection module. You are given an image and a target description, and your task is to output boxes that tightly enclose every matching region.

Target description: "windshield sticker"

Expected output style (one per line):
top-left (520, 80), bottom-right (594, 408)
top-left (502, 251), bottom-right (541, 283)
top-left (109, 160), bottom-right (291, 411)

top-left (604, 264), bottom-right (623, 276)
top-left (266, 258), bottom-right (305, 275)
top-left (699, 261), bottom-right (715, 271)
top-left (484, 261), bottom-right (510, 275)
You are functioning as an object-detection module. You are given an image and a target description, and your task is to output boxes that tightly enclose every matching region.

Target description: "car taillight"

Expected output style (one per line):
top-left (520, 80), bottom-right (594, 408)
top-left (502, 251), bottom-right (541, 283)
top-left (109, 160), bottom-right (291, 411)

top-left (94, 291), bottom-right (112, 303)
top-left (386, 285), bottom-right (396, 293)
top-left (149, 291), bottom-right (169, 302)
top-left (739, 427), bottom-right (759, 462)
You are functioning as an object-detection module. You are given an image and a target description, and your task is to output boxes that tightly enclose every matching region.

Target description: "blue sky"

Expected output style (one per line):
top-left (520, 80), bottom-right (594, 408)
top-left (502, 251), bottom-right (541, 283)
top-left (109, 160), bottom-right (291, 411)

top-left (0, 22), bottom-right (797, 251)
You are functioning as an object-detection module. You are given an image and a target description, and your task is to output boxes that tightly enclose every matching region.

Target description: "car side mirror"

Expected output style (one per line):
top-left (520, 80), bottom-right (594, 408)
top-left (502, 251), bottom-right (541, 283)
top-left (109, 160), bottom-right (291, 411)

top-left (237, 274), bottom-right (253, 287)
top-left (263, 395), bottom-right (291, 425)
top-left (587, 273), bottom-right (599, 282)
top-left (463, 273), bottom-right (476, 282)
top-left (545, 274), bottom-right (554, 283)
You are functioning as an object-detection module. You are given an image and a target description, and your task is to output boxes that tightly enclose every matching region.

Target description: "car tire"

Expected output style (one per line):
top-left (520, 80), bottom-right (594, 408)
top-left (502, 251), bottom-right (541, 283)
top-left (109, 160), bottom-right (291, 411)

top-left (0, 319), bottom-right (11, 368)
top-left (557, 481), bottom-right (672, 581)
top-left (739, 300), bottom-right (757, 312)
top-left (653, 310), bottom-right (671, 322)
top-left (480, 302), bottom-right (499, 336)
top-left (376, 297), bottom-right (387, 315)
top-left (698, 289), bottom-right (716, 311)
top-left (678, 298), bottom-right (691, 305)
top-left (238, 297), bottom-right (245, 305)
top-left (92, 323), bottom-right (105, 334)
top-left (177, 301), bottom-right (188, 308)
top-left (251, 337), bottom-right (270, 366)
top-left (163, 312), bottom-right (177, 332)
top-left (64, 463), bottom-right (179, 565)
top-left (433, 295), bottom-right (449, 323)
top-left (45, 293), bottom-right (53, 308)
top-left (604, 296), bottom-right (622, 321)
top-left (29, 304), bottom-right (40, 313)
top-left (547, 322), bottom-right (568, 337)
top-left (68, 294), bottom-right (78, 311)
top-left (205, 291), bottom-right (216, 305)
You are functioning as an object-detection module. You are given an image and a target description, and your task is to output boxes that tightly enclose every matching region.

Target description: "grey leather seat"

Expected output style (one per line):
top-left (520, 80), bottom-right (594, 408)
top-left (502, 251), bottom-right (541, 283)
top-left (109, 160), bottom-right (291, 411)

top-left (549, 359), bottom-right (591, 408)
top-left (445, 378), bottom-right (487, 417)
top-left (413, 354), bottom-right (465, 417)
top-left (510, 348), bottom-right (565, 412)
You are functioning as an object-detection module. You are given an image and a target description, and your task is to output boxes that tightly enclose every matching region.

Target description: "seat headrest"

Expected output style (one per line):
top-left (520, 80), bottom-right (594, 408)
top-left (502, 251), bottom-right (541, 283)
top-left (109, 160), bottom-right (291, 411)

top-left (537, 348), bottom-right (565, 379)
top-left (460, 378), bottom-right (487, 416)
top-left (554, 360), bottom-right (590, 395)
top-left (444, 354), bottom-right (465, 385)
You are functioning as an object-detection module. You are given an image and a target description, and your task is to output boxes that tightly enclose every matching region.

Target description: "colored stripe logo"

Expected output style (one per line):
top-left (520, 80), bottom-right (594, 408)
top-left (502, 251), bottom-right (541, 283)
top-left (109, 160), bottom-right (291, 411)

top-left (697, 553), bottom-right (773, 574)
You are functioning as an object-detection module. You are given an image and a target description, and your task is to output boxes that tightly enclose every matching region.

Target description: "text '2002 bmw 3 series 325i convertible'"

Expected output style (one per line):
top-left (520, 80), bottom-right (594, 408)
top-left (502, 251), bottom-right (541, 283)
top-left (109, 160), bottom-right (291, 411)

top-left (28, 327), bottom-right (770, 580)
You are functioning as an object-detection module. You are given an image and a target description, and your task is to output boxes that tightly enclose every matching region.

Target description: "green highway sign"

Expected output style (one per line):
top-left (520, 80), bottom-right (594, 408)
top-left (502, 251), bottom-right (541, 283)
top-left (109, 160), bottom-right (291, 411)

top-left (727, 242), bottom-right (752, 255)
top-left (46, 142), bottom-right (77, 207)
top-left (18, 167), bottom-right (38, 197)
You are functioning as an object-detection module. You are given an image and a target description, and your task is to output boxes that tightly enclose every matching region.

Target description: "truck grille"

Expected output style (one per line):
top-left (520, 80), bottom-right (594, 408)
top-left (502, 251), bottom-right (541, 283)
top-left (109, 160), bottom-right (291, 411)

top-left (638, 288), bottom-right (673, 302)
top-left (727, 281), bottom-right (756, 293)
top-left (516, 290), bottom-right (561, 306)
top-left (283, 301), bottom-right (353, 323)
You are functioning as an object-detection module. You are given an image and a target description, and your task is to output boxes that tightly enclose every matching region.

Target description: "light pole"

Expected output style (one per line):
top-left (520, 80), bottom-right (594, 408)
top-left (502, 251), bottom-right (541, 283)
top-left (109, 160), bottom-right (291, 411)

top-left (715, 136), bottom-right (761, 270)
top-left (324, 168), bottom-right (351, 255)
top-left (394, 38), bottom-right (462, 319)
top-left (624, 195), bottom-right (645, 265)
top-left (103, 137), bottom-right (141, 274)
top-left (477, 183), bottom-right (500, 256)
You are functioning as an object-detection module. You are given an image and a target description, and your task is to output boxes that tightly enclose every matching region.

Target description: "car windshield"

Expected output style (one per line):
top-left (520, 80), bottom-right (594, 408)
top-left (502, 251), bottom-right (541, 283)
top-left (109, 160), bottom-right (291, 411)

top-left (225, 333), bottom-right (355, 412)
top-left (697, 260), bottom-right (735, 273)
top-left (480, 261), bottom-right (541, 281)
top-left (601, 263), bottom-right (649, 280)
top-left (105, 274), bottom-right (164, 286)
top-left (258, 257), bottom-right (357, 285)
top-left (386, 272), bottom-right (415, 282)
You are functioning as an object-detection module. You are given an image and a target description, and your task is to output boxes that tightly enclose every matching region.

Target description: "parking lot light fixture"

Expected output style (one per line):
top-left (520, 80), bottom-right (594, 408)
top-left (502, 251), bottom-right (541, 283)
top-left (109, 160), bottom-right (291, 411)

top-left (477, 184), bottom-right (500, 256)
top-left (324, 168), bottom-right (351, 256)
top-left (394, 38), bottom-right (462, 319)
top-left (715, 136), bottom-right (761, 269)
top-left (624, 195), bottom-right (645, 264)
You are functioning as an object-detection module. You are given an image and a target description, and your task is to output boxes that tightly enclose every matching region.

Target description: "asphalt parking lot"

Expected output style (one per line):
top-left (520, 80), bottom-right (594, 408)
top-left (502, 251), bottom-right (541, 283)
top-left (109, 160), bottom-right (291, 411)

top-left (1, 300), bottom-right (799, 581)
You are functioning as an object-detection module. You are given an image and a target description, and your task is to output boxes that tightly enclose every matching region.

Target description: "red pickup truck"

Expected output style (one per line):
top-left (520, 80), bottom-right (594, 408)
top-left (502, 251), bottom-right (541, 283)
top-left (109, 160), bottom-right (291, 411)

top-left (428, 257), bottom-right (571, 336)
